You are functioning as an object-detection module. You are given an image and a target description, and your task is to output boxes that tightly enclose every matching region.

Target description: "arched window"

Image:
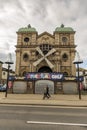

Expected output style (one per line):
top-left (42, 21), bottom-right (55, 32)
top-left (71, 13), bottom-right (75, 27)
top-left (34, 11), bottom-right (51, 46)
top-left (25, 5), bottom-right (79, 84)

top-left (23, 53), bottom-right (29, 62)
top-left (62, 53), bottom-right (68, 61)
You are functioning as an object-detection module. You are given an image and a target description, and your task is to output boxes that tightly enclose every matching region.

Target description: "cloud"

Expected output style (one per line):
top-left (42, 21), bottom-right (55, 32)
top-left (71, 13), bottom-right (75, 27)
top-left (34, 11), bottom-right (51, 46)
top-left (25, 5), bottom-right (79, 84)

top-left (0, 0), bottom-right (87, 69)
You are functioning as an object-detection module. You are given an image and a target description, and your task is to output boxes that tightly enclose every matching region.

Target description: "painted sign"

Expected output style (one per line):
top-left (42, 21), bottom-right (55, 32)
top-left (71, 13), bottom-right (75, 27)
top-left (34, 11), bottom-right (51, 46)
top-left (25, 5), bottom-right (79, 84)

top-left (25, 72), bottom-right (64, 81)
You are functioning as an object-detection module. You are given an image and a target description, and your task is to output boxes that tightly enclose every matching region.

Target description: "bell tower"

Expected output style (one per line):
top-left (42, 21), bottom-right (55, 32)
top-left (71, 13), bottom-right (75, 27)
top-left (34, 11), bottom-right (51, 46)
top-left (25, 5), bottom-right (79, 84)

top-left (54, 24), bottom-right (76, 76)
top-left (15, 24), bottom-right (37, 76)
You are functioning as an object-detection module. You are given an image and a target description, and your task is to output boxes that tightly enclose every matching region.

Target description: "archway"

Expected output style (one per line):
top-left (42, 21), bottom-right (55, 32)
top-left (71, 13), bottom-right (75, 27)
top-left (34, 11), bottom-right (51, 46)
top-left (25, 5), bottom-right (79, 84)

top-left (38, 66), bottom-right (52, 72)
top-left (35, 66), bottom-right (54, 94)
top-left (35, 80), bottom-right (54, 94)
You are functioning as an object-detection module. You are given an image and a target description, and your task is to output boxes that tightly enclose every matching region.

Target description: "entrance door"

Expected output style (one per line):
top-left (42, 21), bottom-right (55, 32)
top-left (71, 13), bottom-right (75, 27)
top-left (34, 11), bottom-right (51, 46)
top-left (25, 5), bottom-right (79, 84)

top-left (35, 80), bottom-right (54, 94)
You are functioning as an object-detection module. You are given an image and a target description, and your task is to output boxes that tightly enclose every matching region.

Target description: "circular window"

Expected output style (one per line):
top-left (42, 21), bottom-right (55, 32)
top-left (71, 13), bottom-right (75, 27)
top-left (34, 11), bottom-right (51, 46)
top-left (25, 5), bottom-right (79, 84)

top-left (62, 37), bottom-right (67, 43)
top-left (24, 37), bottom-right (29, 42)
top-left (23, 53), bottom-right (29, 62)
top-left (62, 53), bottom-right (68, 61)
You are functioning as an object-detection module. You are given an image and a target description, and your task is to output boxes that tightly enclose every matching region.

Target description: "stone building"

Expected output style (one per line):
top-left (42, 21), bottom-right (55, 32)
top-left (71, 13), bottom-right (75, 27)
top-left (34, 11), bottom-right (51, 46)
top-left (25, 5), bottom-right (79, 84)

top-left (15, 24), bottom-right (77, 94)
top-left (0, 61), bottom-right (3, 84)
top-left (0, 61), bottom-right (15, 85)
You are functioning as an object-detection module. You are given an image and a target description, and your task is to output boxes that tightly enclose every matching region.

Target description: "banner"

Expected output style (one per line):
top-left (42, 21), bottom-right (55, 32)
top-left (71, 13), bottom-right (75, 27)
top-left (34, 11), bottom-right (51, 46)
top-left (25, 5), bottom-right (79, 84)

top-left (25, 72), bottom-right (64, 81)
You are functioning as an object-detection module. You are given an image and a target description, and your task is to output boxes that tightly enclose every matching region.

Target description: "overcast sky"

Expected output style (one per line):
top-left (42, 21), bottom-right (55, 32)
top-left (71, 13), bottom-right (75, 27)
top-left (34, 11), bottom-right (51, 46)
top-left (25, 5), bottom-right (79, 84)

top-left (0, 0), bottom-right (87, 70)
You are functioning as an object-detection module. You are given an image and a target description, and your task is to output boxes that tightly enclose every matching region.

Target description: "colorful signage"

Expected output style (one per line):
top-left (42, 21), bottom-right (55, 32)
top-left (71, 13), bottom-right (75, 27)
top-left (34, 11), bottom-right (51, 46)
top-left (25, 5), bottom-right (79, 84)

top-left (9, 73), bottom-right (83, 81)
top-left (25, 72), bottom-right (64, 81)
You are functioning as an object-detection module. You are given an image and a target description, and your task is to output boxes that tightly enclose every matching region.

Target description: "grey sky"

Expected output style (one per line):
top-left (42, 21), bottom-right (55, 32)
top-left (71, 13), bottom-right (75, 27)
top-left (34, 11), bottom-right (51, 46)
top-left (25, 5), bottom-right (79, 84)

top-left (0, 0), bottom-right (87, 69)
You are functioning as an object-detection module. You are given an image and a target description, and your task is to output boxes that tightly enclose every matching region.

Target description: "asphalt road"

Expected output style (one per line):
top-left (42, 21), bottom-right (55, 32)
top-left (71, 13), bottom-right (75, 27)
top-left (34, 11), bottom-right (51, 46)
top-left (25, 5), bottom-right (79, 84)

top-left (0, 104), bottom-right (87, 130)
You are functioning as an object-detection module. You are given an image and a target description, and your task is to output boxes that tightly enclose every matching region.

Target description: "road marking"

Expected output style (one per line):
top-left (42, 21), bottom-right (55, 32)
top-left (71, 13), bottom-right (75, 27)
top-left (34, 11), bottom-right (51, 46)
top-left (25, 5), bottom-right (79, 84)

top-left (27, 121), bottom-right (87, 127)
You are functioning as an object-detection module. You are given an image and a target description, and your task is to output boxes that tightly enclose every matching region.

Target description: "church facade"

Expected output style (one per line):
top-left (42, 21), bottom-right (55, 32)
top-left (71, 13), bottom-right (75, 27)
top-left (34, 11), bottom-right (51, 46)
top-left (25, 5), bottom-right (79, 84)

top-left (15, 24), bottom-right (77, 94)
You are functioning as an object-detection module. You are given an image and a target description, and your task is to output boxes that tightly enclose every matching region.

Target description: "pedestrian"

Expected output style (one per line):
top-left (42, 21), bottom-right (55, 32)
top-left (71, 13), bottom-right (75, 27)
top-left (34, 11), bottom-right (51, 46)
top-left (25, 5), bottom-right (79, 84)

top-left (43, 86), bottom-right (47, 99)
top-left (46, 85), bottom-right (51, 98)
top-left (43, 85), bottom-right (50, 99)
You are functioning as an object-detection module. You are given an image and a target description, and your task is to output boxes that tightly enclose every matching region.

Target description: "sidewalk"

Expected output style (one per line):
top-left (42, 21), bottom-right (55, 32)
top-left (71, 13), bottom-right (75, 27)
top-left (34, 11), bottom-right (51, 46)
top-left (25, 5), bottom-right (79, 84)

top-left (0, 93), bottom-right (87, 107)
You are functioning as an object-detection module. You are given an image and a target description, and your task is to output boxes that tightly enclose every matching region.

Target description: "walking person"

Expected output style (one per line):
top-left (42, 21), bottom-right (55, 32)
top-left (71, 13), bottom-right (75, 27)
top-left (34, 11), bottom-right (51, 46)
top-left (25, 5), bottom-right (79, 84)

top-left (46, 85), bottom-right (51, 98)
top-left (43, 86), bottom-right (47, 99)
top-left (43, 85), bottom-right (50, 99)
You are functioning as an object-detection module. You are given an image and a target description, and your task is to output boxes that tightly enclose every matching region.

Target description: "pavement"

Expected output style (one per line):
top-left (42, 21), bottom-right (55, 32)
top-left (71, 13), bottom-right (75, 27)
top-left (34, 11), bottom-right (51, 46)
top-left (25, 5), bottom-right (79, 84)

top-left (0, 92), bottom-right (87, 107)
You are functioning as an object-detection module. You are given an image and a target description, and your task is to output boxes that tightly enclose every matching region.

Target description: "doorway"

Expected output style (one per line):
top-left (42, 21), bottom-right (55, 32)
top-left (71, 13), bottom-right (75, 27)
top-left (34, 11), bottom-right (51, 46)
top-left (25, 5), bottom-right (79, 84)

top-left (35, 80), bottom-right (54, 94)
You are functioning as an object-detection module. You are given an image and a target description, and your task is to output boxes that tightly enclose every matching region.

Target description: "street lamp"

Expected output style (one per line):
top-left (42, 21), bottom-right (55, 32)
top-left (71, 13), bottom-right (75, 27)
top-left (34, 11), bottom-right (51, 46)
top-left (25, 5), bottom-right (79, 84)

top-left (5, 53), bottom-right (13, 97)
top-left (73, 51), bottom-right (83, 100)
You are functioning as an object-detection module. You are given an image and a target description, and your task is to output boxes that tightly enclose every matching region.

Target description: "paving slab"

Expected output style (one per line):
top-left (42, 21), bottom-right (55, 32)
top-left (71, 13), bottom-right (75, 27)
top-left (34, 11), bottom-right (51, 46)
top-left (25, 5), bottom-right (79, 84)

top-left (0, 93), bottom-right (87, 107)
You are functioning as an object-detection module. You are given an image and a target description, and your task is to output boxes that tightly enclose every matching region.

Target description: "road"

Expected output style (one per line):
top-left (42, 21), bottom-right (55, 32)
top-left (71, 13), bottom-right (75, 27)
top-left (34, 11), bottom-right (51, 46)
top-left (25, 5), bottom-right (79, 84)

top-left (0, 104), bottom-right (87, 130)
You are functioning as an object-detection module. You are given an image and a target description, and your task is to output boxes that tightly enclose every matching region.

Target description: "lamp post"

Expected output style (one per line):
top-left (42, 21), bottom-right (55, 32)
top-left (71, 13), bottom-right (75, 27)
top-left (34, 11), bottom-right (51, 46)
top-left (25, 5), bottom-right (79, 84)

top-left (73, 51), bottom-right (83, 100)
top-left (5, 53), bottom-right (13, 97)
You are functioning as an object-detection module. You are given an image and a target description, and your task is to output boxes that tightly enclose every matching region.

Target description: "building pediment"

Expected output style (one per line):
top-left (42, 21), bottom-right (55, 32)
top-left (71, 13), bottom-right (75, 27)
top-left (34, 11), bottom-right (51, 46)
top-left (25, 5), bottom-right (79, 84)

top-left (37, 31), bottom-right (54, 44)
top-left (38, 31), bottom-right (54, 38)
